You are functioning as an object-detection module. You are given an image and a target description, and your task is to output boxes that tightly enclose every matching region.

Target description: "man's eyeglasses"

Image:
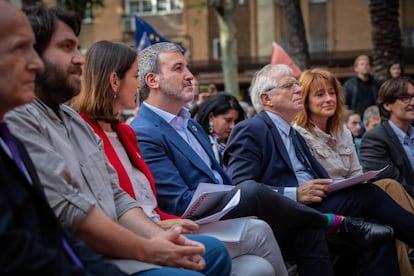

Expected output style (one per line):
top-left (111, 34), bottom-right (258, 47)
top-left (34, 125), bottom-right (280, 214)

top-left (263, 80), bottom-right (301, 93)
top-left (276, 80), bottom-right (301, 90)
top-left (397, 94), bottom-right (414, 104)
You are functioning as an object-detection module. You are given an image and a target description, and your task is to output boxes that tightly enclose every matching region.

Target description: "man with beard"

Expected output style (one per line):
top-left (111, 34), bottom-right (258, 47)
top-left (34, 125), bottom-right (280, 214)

top-left (5, 4), bottom-right (231, 276)
top-left (0, 1), bottom-right (130, 274)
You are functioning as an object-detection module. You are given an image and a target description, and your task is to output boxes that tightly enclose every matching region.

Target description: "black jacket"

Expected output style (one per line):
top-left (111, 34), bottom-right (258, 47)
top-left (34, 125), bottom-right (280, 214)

top-left (0, 130), bottom-right (127, 275)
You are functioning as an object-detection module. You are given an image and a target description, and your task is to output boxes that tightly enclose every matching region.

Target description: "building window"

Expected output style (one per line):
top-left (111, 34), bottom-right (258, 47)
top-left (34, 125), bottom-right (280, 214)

top-left (126, 0), bottom-right (183, 15)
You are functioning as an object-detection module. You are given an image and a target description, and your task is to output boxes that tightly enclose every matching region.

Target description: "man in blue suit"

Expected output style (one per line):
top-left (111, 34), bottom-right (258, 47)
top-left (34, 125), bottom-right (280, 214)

top-left (223, 63), bottom-right (414, 275)
top-left (131, 43), bottom-right (391, 276)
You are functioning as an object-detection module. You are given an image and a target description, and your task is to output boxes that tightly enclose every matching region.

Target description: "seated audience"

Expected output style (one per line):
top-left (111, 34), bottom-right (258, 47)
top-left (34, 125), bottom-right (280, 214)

top-left (360, 76), bottom-right (414, 199)
top-left (72, 40), bottom-right (288, 276)
top-left (293, 68), bottom-right (414, 276)
top-left (194, 92), bottom-right (245, 165)
top-left (5, 5), bottom-right (231, 276)
top-left (130, 42), bottom-right (398, 276)
top-left (0, 2), bottom-right (129, 274)
top-left (223, 63), bottom-right (414, 275)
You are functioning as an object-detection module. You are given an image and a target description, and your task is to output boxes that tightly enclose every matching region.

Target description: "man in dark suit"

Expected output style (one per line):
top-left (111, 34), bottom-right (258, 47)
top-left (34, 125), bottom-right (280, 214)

top-left (131, 42), bottom-right (395, 276)
top-left (223, 63), bottom-right (414, 275)
top-left (360, 77), bottom-right (414, 198)
top-left (0, 1), bottom-right (129, 274)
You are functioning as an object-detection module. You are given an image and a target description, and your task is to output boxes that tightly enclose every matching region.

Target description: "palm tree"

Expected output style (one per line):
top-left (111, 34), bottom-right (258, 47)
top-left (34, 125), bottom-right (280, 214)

top-left (368, 0), bottom-right (402, 81)
top-left (209, 0), bottom-right (240, 98)
top-left (277, 0), bottom-right (310, 70)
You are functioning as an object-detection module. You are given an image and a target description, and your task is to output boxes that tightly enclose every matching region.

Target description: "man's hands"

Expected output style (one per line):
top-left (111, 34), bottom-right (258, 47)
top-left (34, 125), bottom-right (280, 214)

top-left (157, 219), bottom-right (199, 234)
top-left (140, 226), bottom-right (206, 271)
top-left (297, 178), bottom-right (333, 204)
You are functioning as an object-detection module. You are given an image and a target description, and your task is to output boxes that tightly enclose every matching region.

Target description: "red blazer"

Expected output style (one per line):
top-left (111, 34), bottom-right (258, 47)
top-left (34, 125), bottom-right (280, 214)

top-left (81, 114), bottom-right (178, 220)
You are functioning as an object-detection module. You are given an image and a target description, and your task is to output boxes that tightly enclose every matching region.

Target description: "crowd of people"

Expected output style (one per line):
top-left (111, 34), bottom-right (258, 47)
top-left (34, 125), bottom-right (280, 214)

top-left (2, 1), bottom-right (414, 275)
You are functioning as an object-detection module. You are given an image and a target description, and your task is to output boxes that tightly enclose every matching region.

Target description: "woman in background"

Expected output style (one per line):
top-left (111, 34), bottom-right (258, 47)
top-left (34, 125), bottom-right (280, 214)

top-left (194, 93), bottom-right (245, 164)
top-left (387, 60), bottom-right (404, 79)
top-left (72, 40), bottom-right (288, 276)
top-left (293, 68), bottom-right (414, 276)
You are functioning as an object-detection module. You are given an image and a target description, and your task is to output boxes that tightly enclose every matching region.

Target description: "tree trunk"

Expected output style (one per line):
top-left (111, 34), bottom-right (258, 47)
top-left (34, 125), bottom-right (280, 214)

top-left (210, 0), bottom-right (240, 98)
top-left (278, 0), bottom-right (310, 70)
top-left (369, 0), bottom-right (402, 82)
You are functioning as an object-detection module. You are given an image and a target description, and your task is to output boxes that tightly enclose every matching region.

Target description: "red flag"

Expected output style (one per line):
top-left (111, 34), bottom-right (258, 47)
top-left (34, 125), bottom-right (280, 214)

top-left (270, 42), bottom-right (302, 78)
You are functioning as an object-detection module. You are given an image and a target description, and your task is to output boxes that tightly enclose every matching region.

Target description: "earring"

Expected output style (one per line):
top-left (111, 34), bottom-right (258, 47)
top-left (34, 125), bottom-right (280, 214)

top-left (208, 120), bottom-right (214, 134)
top-left (113, 93), bottom-right (117, 99)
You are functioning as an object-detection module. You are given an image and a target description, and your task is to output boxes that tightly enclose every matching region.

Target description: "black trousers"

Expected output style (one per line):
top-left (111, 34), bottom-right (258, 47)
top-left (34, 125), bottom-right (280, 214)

top-left (222, 180), bottom-right (334, 276)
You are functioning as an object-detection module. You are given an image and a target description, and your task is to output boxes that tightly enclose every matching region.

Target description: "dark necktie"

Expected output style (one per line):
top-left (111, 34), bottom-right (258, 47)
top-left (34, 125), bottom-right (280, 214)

top-left (0, 123), bottom-right (84, 268)
top-left (0, 122), bottom-right (26, 174)
top-left (289, 128), bottom-right (318, 178)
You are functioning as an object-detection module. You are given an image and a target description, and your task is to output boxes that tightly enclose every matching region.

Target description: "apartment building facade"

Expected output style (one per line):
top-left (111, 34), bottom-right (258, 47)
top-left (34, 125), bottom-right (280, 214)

top-left (29, 0), bottom-right (414, 88)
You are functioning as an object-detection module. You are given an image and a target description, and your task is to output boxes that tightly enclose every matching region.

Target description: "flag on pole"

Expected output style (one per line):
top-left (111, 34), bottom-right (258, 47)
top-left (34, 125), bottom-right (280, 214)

top-left (134, 16), bottom-right (186, 53)
top-left (137, 31), bottom-right (151, 52)
top-left (270, 42), bottom-right (302, 78)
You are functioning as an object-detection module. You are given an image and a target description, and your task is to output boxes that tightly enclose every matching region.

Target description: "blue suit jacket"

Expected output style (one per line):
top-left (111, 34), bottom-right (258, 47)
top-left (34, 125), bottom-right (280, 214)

top-left (223, 111), bottom-right (329, 195)
top-left (130, 104), bottom-right (232, 215)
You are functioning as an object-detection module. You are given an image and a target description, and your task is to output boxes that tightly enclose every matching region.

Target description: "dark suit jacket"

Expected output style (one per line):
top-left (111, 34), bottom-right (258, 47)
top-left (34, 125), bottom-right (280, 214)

top-left (360, 120), bottom-right (414, 198)
top-left (130, 104), bottom-right (232, 215)
top-left (223, 111), bottom-right (329, 194)
top-left (0, 129), bottom-right (126, 275)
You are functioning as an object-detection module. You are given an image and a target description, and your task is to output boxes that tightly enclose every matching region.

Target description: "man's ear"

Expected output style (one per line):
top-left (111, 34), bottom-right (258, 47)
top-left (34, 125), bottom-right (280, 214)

top-left (145, 72), bottom-right (159, 89)
top-left (260, 93), bottom-right (272, 107)
top-left (383, 103), bottom-right (392, 112)
top-left (109, 72), bottom-right (119, 92)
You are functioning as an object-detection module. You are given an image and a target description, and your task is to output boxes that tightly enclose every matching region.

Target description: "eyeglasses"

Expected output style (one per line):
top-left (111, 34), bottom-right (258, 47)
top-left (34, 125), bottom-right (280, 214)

top-left (276, 80), bottom-right (301, 90)
top-left (397, 94), bottom-right (414, 104)
top-left (262, 80), bottom-right (301, 93)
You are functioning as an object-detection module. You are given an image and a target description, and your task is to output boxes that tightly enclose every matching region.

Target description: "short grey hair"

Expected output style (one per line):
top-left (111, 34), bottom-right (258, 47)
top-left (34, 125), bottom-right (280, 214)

top-left (138, 42), bottom-right (183, 101)
top-left (363, 105), bottom-right (380, 127)
top-left (250, 64), bottom-right (293, 112)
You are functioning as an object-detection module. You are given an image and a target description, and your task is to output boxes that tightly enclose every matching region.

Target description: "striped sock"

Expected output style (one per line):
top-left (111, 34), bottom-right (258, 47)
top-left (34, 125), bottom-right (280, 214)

top-left (325, 213), bottom-right (345, 233)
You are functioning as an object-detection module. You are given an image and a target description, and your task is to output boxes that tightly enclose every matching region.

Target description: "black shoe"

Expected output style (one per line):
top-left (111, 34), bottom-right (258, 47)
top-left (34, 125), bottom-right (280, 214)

top-left (339, 217), bottom-right (394, 248)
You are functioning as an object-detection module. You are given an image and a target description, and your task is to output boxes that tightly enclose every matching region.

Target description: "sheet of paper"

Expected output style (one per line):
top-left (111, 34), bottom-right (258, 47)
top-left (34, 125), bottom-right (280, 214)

top-left (194, 189), bottom-right (240, 224)
top-left (329, 166), bottom-right (388, 192)
top-left (183, 183), bottom-right (235, 219)
top-left (197, 216), bottom-right (250, 242)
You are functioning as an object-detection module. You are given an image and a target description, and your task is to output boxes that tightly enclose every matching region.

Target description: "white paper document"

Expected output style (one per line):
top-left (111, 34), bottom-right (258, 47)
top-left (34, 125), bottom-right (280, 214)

top-left (329, 166), bottom-right (388, 192)
top-left (194, 189), bottom-right (240, 224)
top-left (197, 217), bottom-right (249, 242)
top-left (182, 183), bottom-right (237, 222)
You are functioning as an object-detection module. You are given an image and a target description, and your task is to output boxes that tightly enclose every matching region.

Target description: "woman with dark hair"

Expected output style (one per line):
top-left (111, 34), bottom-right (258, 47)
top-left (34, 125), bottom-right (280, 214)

top-left (194, 93), bottom-right (245, 164)
top-left (387, 60), bottom-right (404, 79)
top-left (72, 40), bottom-right (289, 276)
